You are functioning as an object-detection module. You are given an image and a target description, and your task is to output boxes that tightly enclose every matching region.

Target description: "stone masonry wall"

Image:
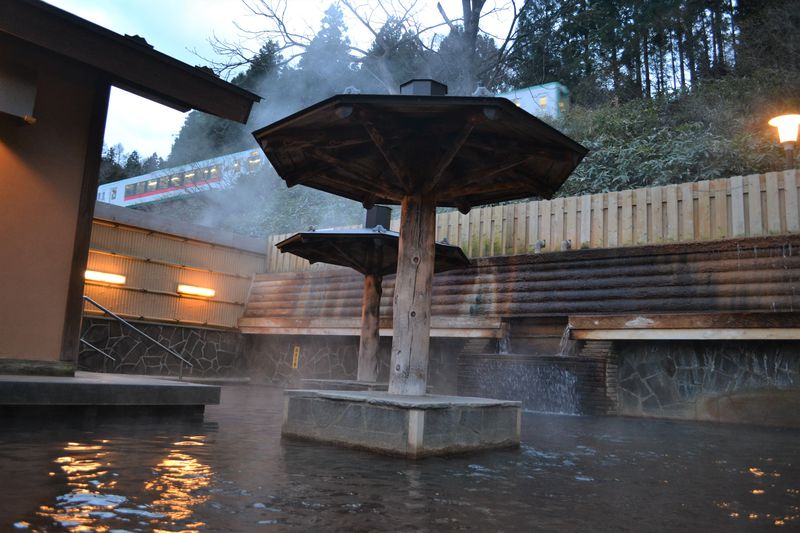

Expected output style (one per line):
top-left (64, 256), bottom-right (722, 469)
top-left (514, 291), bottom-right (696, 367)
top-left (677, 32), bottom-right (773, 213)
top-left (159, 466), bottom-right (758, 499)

top-left (617, 340), bottom-right (800, 426)
top-left (78, 317), bottom-right (247, 378)
top-left (245, 335), bottom-right (464, 394)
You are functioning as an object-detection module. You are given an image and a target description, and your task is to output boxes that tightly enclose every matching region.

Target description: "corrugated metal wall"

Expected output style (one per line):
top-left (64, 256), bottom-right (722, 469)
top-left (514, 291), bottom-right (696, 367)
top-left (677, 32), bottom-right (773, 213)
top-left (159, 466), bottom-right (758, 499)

top-left (84, 217), bottom-right (266, 329)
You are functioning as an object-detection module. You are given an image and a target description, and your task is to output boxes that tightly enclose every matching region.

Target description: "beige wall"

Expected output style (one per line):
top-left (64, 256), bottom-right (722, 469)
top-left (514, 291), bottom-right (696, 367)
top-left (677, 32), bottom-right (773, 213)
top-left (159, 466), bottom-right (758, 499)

top-left (0, 36), bottom-right (102, 360)
top-left (84, 205), bottom-right (267, 329)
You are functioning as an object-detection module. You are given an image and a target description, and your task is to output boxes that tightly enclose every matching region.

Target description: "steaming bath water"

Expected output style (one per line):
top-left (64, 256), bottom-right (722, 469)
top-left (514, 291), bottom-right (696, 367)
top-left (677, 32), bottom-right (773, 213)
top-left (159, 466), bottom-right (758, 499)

top-left (2, 386), bottom-right (798, 531)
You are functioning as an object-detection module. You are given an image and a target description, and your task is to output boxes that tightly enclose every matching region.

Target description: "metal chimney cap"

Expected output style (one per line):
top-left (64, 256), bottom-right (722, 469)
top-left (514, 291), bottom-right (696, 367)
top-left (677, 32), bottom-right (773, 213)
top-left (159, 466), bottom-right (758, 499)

top-left (399, 79), bottom-right (448, 96)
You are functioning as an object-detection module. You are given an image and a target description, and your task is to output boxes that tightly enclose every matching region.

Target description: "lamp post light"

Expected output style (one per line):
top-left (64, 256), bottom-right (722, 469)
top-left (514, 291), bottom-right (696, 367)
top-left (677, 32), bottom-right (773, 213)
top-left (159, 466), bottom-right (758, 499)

top-left (768, 114), bottom-right (800, 170)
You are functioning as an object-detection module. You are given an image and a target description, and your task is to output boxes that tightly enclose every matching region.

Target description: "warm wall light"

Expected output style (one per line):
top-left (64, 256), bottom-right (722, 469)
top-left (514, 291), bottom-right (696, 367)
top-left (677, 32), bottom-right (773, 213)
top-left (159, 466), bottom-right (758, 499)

top-left (177, 284), bottom-right (215, 298)
top-left (85, 270), bottom-right (126, 285)
top-left (768, 114), bottom-right (800, 169)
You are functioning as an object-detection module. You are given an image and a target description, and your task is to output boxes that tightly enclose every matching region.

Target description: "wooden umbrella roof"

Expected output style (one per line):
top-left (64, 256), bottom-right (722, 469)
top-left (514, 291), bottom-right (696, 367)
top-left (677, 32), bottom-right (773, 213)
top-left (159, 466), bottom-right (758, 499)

top-left (252, 94), bottom-right (587, 213)
top-left (276, 226), bottom-right (470, 277)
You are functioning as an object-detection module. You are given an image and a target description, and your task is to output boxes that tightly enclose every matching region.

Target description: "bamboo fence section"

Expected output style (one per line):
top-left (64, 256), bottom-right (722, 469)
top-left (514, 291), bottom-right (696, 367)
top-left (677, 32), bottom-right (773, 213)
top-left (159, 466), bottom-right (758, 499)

top-left (264, 170), bottom-right (800, 273)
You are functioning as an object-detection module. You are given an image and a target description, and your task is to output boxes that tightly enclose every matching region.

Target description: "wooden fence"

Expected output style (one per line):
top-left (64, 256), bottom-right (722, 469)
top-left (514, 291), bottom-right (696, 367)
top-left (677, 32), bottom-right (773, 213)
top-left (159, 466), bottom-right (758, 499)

top-left (264, 170), bottom-right (800, 273)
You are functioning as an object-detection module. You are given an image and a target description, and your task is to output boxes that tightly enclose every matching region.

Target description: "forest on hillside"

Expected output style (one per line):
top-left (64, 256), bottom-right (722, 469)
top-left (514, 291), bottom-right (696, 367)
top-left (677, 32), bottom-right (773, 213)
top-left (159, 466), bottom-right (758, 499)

top-left (103, 0), bottom-right (800, 237)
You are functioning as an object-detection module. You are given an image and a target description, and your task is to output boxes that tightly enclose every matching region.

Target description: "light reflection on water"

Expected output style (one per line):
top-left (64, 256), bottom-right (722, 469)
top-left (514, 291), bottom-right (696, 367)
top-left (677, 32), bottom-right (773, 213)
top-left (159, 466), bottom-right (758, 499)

top-left (1, 386), bottom-right (798, 531)
top-left (145, 436), bottom-right (211, 525)
top-left (29, 435), bottom-right (212, 532)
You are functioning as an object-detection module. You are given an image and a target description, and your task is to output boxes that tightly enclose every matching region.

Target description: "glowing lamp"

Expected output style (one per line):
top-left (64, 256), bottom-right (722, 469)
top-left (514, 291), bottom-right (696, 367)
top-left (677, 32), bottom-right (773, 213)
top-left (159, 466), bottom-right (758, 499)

top-left (768, 114), bottom-right (800, 169)
top-left (177, 284), bottom-right (215, 298)
top-left (85, 270), bottom-right (126, 285)
top-left (769, 114), bottom-right (800, 143)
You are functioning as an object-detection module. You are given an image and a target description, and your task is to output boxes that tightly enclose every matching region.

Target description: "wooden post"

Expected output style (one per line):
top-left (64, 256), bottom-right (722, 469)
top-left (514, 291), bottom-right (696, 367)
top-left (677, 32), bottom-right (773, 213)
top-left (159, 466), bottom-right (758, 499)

top-left (357, 273), bottom-right (382, 382)
top-left (388, 193), bottom-right (437, 395)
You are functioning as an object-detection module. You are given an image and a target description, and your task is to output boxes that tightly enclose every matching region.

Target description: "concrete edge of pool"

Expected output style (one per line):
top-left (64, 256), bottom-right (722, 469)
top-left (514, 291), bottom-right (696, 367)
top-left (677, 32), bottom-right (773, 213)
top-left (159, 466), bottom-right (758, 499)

top-left (0, 371), bottom-right (220, 417)
top-left (281, 389), bottom-right (522, 458)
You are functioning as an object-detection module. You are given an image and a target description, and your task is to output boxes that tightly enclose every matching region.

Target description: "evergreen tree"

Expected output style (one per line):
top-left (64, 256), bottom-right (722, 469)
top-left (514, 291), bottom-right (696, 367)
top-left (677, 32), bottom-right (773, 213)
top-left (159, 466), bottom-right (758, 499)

top-left (141, 152), bottom-right (164, 174)
top-left (167, 41), bottom-right (281, 166)
top-left (123, 150), bottom-right (143, 177)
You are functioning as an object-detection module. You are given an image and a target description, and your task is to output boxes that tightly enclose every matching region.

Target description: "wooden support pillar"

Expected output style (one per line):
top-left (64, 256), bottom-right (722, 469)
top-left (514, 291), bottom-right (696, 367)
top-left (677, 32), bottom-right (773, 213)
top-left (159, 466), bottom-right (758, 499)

top-left (389, 193), bottom-right (437, 395)
top-left (357, 273), bottom-right (382, 382)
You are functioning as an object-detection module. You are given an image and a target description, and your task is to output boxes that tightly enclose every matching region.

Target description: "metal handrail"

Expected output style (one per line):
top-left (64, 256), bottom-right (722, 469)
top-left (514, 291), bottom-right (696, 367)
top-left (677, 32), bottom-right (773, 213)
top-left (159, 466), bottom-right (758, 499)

top-left (82, 295), bottom-right (192, 380)
top-left (80, 338), bottom-right (116, 361)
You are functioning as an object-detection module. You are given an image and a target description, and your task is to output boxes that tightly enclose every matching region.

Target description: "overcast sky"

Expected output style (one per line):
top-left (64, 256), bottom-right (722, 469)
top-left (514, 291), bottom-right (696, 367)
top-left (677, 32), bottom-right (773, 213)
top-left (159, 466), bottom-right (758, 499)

top-left (45, 0), bottom-right (515, 159)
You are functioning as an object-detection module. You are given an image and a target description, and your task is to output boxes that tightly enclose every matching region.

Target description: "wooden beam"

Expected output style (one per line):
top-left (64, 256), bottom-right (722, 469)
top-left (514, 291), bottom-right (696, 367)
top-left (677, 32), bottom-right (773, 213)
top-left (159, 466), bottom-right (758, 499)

top-left (60, 78), bottom-right (109, 362)
top-left (360, 117), bottom-right (410, 189)
top-left (238, 316), bottom-right (503, 330)
top-left (388, 193), bottom-right (437, 395)
top-left (568, 312), bottom-right (800, 330)
top-left (572, 328), bottom-right (800, 340)
top-left (310, 148), bottom-right (377, 182)
top-left (357, 274), bottom-right (381, 382)
top-left (454, 154), bottom-right (535, 187)
top-left (426, 121), bottom-right (475, 193)
top-left (239, 326), bottom-right (503, 338)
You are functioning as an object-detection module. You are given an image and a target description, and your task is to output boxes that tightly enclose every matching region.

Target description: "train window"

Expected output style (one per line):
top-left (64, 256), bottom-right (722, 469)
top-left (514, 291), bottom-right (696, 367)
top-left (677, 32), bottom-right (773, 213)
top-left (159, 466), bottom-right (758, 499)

top-left (248, 156), bottom-right (261, 171)
top-left (183, 172), bottom-right (196, 186)
top-left (111, 188), bottom-right (117, 200)
top-left (202, 168), bottom-right (210, 181)
top-left (233, 161), bottom-right (241, 173)
top-left (170, 174), bottom-right (181, 187)
top-left (210, 165), bottom-right (219, 175)
top-left (125, 184), bottom-right (135, 198)
top-left (146, 179), bottom-right (158, 192)
top-left (538, 96), bottom-right (548, 109)
top-left (159, 176), bottom-right (170, 189)
top-left (136, 181), bottom-right (146, 195)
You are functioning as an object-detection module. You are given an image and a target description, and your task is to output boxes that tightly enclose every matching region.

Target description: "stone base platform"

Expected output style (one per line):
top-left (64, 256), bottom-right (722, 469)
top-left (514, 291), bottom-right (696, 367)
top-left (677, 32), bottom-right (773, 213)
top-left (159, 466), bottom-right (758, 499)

top-left (300, 379), bottom-right (389, 391)
top-left (0, 371), bottom-right (220, 417)
top-left (282, 390), bottom-right (521, 458)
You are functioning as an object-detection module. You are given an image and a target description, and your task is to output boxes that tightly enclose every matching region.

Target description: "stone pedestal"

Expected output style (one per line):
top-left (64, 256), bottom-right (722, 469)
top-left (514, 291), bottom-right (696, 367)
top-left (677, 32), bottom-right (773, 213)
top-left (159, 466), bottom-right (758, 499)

top-left (281, 390), bottom-right (521, 458)
top-left (300, 379), bottom-right (388, 391)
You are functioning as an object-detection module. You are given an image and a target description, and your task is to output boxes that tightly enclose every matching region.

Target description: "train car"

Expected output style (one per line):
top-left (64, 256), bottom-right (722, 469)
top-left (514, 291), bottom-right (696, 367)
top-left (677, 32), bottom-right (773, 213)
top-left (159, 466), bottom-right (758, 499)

top-left (96, 149), bottom-right (266, 207)
top-left (496, 82), bottom-right (569, 120)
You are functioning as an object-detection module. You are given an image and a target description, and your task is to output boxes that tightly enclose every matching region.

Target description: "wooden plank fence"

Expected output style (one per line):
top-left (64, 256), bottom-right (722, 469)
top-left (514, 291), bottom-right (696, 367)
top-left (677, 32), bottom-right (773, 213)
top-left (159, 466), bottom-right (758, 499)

top-left (263, 170), bottom-right (800, 273)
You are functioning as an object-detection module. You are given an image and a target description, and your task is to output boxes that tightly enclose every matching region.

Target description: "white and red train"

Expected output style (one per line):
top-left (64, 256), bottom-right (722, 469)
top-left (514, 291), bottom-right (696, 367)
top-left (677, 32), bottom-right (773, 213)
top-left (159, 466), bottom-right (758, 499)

top-left (95, 149), bottom-right (266, 207)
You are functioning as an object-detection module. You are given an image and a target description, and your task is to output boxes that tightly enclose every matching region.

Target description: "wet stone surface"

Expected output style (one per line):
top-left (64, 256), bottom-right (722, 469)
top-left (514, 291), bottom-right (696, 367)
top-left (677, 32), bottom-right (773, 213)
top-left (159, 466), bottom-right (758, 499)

top-left (1, 386), bottom-right (799, 531)
top-left (246, 335), bottom-right (461, 393)
top-left (79, 318), bottom-right (246, 378)
top-left (617, 340), bottom-right (800, 423)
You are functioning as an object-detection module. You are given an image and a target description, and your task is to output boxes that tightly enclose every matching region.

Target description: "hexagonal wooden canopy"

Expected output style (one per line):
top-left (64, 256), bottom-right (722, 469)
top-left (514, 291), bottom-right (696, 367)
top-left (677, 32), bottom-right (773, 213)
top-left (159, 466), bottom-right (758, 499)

top-left (252, 94), bottom-right (587, 213)
top-left (276, 227), bottom-right (470, 277)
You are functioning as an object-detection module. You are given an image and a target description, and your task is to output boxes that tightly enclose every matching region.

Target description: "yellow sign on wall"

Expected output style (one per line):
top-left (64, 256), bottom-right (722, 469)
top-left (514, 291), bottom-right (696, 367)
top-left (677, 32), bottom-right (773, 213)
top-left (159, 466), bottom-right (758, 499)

top-left (292, 345), bottom-right (300, 369)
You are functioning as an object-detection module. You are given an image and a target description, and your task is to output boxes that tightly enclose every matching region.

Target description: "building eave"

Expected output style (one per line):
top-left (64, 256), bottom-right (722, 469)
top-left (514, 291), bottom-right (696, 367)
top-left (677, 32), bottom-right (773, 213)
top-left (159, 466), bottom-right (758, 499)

top-left (0, 0), bottom-right (261, 123)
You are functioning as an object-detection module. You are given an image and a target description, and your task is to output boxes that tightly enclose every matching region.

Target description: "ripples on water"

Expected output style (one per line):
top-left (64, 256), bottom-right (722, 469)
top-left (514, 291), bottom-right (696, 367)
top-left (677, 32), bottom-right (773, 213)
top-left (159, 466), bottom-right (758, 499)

top-left (1, 386), bottom-right (798, 531)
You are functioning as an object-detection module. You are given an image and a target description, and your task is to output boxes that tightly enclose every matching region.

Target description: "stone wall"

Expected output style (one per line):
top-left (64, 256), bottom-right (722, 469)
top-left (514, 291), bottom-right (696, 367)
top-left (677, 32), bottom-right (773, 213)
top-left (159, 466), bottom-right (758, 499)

top-left (616, 340), bottom-right (800, 427)
top-left (78, 317), bottom-right (247, 378)
top-left (245, 335), bottom-right (464, 394)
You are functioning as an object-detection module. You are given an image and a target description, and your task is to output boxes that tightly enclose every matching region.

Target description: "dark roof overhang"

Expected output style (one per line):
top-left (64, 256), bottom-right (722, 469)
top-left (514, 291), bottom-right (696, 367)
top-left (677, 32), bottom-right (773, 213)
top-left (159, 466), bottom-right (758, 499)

top-left (0, 0), bottom-right (261, 123)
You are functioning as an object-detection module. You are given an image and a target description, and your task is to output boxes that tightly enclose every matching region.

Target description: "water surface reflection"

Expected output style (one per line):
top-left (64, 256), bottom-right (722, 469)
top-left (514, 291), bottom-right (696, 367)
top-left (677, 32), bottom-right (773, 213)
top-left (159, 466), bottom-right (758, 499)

top-left (1, 386), bottom-right (798, 531)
